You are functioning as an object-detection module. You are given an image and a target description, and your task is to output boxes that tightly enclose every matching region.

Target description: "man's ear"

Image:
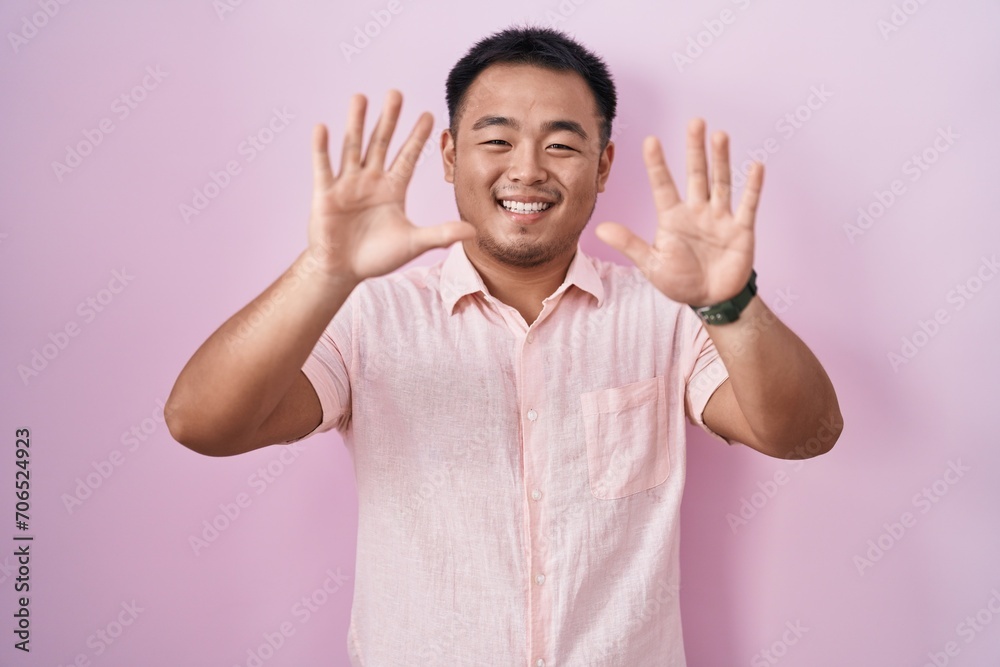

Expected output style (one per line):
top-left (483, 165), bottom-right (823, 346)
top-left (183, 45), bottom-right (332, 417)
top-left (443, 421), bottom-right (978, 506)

top-left (441, 129), bottom-right (456, 183)
top-left (596, 140), bottom-right (615, 193)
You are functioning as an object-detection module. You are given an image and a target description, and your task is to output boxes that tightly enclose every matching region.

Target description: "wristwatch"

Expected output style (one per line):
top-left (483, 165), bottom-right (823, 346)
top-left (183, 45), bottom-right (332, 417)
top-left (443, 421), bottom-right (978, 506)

top-left (690, 270), bottom-right (757, 325)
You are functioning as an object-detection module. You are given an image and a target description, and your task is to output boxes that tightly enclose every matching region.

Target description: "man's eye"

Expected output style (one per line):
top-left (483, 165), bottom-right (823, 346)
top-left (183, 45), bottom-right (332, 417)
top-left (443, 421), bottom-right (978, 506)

top-left (549, 144), bottom-right (575, 151)
top-left (484, 139), bottom-right (509, 146)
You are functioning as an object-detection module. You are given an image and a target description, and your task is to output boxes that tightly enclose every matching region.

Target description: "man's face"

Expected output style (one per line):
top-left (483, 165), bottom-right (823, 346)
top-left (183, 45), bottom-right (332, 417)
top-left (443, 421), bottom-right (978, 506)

top-left (441, 63), bottom-right (614, 269)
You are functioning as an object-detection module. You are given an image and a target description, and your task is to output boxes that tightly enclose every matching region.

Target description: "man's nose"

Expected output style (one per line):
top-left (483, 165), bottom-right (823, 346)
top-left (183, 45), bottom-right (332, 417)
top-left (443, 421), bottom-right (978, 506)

top-left (507, 144), bottom-right (547, 185)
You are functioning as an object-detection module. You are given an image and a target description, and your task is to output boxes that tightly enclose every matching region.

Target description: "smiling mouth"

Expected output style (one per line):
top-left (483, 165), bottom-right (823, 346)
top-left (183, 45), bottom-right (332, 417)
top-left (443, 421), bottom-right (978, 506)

top-left (496, 199), bottom-right (555, 216)
top-left (499, 199), bottom-right (553, 213)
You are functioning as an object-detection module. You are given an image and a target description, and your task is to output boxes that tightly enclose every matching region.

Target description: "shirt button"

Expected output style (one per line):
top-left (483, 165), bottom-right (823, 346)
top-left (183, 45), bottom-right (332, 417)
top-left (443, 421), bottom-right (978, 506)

top-left (527, 333), bottom-right (535, 344)
top-left (535, 573), bottom-right (545, 585)
top-left (527, 409), bottom-right (538, 421)
top-left (531, 489), bottom-right (541, 501)
top-left (536, 660), bottom-right (545, 667)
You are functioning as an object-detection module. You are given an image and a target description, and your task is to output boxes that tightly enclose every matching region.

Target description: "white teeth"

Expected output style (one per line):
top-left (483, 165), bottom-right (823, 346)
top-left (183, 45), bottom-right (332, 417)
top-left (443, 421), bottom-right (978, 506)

top-left (500, 200), bottom-right (552, 213)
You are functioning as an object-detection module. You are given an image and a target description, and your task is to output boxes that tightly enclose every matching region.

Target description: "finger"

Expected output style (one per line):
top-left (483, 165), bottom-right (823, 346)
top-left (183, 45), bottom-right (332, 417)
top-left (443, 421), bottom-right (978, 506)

top-left (686, 118), bottom-right (709, 203)
top-left (387, 111), bottom-right (434, 188)
top-left (363, 90), bottom-right (403, 171)
top-left (734, 162), bottom-right (764, 229)
top-left (311, 123), bottom-right (334, 191)
top-left (339, 94), bottom-right (367, 175)
top-left (595, 221), bottom-right (653, 274)
top-left (409, 220), bottom-right (477, 255)
top-left (643, 136), bottom-right (682, 213)
top-left (710, 130), bottom-right (732, 213)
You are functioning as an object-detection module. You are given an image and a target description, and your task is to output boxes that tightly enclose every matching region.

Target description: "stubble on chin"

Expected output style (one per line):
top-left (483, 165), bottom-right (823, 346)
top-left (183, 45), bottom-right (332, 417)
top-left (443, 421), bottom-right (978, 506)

top-left (452, 173), bottom-right (599, 269)
top-left (474, 226), bottom-right (572, 269)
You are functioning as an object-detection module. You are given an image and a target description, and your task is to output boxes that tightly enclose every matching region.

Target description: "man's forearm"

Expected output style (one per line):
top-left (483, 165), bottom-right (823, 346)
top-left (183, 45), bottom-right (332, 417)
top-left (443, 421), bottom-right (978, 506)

top-left (705, 296), bottom-right (843, 458)
top-left (165, 248), bottom-right (357, 454)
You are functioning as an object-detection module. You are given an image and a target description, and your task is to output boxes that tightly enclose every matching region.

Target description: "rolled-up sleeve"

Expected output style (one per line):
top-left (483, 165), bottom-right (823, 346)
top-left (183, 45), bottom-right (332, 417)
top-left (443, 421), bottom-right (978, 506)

top-left (292, 290), bottom-right (355, 440)
top-left (681, 307), bottom-right (739, 445)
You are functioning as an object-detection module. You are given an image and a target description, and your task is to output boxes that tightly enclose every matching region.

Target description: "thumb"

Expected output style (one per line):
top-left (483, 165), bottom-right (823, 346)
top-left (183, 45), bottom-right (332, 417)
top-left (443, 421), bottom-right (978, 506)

top-left (595, 222), bottom-right (650, 269)
top-left (410, 220), bottom-right (477, 254)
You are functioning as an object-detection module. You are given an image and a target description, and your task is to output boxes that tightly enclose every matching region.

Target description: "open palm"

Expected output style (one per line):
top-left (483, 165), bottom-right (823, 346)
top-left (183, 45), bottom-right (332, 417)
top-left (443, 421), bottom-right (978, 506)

top-left (596, 118), bottom-right (763, 307)
top-left (308, 91), bottom-right (474, 282)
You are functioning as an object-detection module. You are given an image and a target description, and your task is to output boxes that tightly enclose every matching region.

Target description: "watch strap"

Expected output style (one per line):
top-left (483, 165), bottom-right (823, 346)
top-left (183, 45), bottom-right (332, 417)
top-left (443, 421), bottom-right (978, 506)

top-left (690, 270), bottom-right (758, 325)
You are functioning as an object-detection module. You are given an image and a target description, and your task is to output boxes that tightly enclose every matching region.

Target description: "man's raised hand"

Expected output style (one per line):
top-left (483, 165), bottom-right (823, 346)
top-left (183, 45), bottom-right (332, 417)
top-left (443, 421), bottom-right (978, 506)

top-left (308, 90), bottom-right (475, 283)
top-left (595, 118), bottom-right (763, 307)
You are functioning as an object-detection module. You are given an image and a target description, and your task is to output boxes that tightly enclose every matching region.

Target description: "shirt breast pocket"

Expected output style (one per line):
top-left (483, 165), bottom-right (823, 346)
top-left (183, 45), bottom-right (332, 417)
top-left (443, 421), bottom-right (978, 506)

top-left (581, 376), bottom-right (670, 500)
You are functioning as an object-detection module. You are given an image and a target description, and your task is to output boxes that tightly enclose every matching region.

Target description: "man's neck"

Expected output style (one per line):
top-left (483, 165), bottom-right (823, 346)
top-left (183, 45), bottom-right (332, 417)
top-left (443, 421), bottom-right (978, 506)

top-left (462, 240), bottom-right (576, 326)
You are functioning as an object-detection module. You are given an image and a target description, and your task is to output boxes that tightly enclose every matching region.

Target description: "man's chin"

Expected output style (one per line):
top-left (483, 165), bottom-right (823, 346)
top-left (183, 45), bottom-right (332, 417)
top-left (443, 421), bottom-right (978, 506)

top-left (475, 228), bottom-right (583, 270)
top-left (476, 234), bottom-right (553, 269)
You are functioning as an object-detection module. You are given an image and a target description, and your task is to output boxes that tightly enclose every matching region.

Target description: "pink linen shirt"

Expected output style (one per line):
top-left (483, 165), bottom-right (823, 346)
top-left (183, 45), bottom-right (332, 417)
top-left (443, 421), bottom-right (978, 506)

top-left (299, 240), bottom-right (733, 666)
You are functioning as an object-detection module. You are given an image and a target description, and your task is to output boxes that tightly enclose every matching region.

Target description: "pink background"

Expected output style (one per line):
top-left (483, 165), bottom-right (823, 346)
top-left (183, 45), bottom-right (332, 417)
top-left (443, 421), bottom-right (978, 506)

top-left (2, 1), bottom-right (999, 665)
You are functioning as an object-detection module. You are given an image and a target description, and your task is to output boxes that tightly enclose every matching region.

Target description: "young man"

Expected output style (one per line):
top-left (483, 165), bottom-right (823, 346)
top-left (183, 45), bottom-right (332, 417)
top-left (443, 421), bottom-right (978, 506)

top-left (167, 26), bottom-right (841, 667)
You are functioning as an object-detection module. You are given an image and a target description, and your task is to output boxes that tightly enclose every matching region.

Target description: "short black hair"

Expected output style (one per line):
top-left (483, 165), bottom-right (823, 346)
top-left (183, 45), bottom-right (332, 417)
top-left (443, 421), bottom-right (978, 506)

top-left (445, 25), bottom-right (617, 148)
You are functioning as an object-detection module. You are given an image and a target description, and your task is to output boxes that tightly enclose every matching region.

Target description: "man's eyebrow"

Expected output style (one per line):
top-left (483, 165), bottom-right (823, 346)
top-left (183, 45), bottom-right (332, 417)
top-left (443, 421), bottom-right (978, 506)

top-left (470, 116), bottom-right (590, 141)
top-left (543, 119), bottom-right (589, 141)
top-left (471, 115), bottom-right (519, 131)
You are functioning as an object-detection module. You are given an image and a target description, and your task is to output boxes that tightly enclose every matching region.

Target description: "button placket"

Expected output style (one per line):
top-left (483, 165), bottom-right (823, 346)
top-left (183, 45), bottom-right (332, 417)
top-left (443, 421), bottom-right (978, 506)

top-left (520, 327), bottom-right (552, 664)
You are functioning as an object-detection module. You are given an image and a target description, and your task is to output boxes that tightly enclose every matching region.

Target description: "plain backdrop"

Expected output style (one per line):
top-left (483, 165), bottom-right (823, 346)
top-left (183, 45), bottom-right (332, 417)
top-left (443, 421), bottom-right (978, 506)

top-left (2, 0), bottom-right (999, 665)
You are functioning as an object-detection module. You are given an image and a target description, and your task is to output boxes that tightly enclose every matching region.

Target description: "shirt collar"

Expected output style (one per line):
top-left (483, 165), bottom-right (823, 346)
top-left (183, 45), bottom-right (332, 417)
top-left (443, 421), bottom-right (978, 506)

top-left (440, 241), bottom-right (605, 315)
